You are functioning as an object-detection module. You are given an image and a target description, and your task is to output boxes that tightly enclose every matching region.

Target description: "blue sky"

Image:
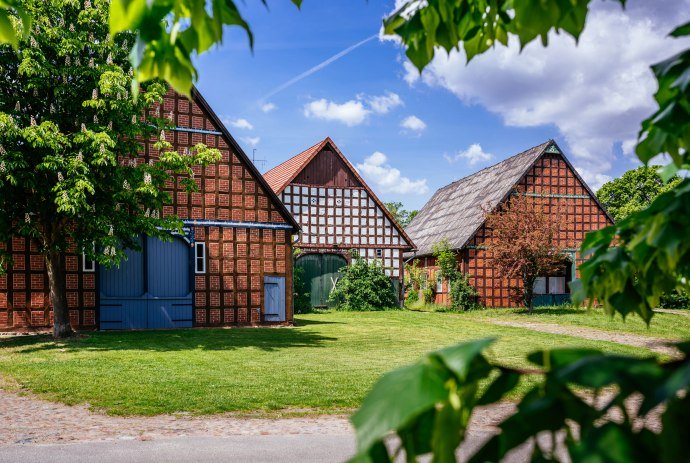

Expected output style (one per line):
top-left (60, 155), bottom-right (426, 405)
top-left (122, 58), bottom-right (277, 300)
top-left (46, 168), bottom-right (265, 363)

top-left (195, 0), bottom-right (688, 210)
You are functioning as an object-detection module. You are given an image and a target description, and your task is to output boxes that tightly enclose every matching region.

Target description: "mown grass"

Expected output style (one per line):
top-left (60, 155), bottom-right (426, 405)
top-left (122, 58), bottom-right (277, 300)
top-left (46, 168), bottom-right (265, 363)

top-left (0, 311), bottom-right (662, 416)
top-left (450, 305), bottom-right (690, 340)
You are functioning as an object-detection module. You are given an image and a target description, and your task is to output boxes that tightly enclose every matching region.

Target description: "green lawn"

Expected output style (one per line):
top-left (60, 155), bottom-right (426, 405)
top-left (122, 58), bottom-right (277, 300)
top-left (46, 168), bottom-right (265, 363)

top-left (0, 311), bottom-right (665, 416)
top-left (453, 305), bottom-right (690, 340)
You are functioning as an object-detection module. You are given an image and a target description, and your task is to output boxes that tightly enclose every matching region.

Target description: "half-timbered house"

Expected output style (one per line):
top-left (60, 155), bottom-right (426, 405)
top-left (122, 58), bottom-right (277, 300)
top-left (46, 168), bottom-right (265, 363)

top-left (0, 87), bottom-right (299, 331)
top-left (263, 137), bottom-right (416, 306)
top-left (405, 140), bottom-right (613, 307)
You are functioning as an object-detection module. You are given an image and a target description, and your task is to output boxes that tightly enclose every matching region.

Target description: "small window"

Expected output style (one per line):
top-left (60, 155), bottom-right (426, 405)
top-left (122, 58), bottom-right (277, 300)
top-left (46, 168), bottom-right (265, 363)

top-left (533, 277), bottom-right (547, 295)
top-left (194, 242), bottom-right (206, 274)
top-left (375, 249), bottom-right (383, 258)
top-left (83, 243), bottom-right (96, 272)
top-left (549, 276), bottom-right (566, 294)
top-left (436, 277), bottom-right (444, 293)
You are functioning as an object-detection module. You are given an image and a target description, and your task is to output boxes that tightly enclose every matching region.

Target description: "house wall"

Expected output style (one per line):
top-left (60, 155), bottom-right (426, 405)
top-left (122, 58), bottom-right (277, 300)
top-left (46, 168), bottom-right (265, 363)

top-left (283, 183), bottom-right (405, 281)
top-left (278, 145), bottom-right (414, 302)
top-left (0, 88), bottom-right (294, 331)
top-left (411, 153), bottom-right (612, 307)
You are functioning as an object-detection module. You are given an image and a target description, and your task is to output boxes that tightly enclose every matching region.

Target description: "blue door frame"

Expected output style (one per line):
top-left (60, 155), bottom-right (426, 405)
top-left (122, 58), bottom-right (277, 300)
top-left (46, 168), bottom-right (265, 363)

top-left (99, 235), bottom-right (194, 330)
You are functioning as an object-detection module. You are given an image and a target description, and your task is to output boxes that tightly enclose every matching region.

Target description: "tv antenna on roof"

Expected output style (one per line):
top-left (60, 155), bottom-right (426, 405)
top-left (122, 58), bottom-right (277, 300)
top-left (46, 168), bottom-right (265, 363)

top-left (252, 149), bottom-right (266, 171)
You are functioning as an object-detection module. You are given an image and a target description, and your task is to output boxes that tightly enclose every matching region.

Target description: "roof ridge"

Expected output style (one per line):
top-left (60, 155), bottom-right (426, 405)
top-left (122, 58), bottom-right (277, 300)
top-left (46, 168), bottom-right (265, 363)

top-left (264, 137), bottom-right (327, 176)
top-left (438, 140), bottom-right (552, 192)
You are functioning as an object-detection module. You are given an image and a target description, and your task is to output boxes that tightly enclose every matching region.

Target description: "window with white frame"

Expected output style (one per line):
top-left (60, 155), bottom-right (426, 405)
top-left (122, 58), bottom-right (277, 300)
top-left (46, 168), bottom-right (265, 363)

top-left (194, 242), bottom-right (206, 274)
top-left (82, 246), bottom-right (96, 273)
top-left (436, 277), bottom-right (444, 293)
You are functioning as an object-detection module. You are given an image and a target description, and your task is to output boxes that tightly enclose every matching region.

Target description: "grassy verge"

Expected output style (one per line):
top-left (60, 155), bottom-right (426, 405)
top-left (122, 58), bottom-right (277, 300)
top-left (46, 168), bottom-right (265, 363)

top-left (443, 305), bottom-right (690, 340)
top-left (0, 311), bottom-right (660, 416)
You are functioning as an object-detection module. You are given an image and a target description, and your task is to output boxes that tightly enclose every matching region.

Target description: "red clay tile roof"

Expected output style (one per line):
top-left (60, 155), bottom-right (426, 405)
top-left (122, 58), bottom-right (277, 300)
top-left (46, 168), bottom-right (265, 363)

top-left (263, 138), bottom-right (329, 193)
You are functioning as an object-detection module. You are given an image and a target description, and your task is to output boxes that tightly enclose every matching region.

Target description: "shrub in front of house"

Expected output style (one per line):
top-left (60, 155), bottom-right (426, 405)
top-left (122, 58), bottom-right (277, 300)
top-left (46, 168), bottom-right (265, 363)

top-left (329, 256), bottom-right (397, 311)
top-left (449, 272), bottom-right (479, 311)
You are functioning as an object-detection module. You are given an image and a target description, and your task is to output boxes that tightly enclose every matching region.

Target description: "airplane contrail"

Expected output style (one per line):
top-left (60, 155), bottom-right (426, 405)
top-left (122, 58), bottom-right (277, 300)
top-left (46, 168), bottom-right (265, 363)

top-left (258, 34), bottom-right (378, 104)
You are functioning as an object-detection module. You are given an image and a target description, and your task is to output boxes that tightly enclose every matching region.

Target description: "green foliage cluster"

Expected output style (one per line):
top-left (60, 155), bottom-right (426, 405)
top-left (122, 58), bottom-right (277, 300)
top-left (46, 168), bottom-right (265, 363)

top-left (422, 287), bottom-right (433, 305)
top-left (383, 0), bottom-right (618, 72)
top-left (431, 238), bottom-right (457, 281)
top-left (597, 166), bottom-right (681, 222)
top-left (329, 254), bottom-right (397, 311)
top-left (432, 238), bottom-right (477, 311)
top-left (448, 273), bottom-right (478, 312)
top-left (384, 201), bottom-right (418, 228)
top-left (350, 338), bottom-right (690, 463)
top-left (405, 288), bottom-right (419, 304)
top-left (108, 0), bottom-right (301, 96)
top-left (292, 266), bottom-right (311, 314)
top-left (660, 290), bottom-right (690, 310)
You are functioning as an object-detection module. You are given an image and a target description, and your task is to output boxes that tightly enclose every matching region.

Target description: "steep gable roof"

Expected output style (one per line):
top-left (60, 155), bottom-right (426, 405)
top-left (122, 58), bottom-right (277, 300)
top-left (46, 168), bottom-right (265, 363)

top-left (191, 88), bottom-right (299, 231)
top-left (406, 140), bottom-right (611, 257)
top-left (264, 137), bottom-right (417, 250)
top-left (263, 138), bottom-right (328, 194)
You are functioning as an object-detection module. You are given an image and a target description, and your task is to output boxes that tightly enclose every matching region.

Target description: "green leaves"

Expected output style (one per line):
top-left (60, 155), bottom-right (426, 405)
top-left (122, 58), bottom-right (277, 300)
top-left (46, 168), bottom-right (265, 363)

top-left (349, 339), bottom-right (497, 462)
top-left (573, 180), bottom-right (690, 324)
top-left (382, 0), bottom-right (626, 72)
top-left (106, 0), bottom-right (302, 97)
top-left (351, 341), bottom-right (690, 463)
top-left (0, 0), bottom-right (31, 49)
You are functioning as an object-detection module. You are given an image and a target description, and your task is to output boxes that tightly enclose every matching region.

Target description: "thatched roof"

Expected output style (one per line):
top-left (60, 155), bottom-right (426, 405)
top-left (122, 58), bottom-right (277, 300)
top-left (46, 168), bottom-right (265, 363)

top-left (405, 141), bottom-right (554, 257)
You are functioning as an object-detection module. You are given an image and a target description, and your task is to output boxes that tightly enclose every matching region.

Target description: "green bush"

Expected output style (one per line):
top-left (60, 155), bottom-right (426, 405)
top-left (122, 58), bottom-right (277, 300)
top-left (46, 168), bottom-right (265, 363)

top-left (293, 266), bottom-right (311, 314)
top-left (660, 290), bottom-right (690, 309)
top-left (422, 288), bottom-right (433, 304)
top-left (405, 289), bottom-right (419, 304)
top-left (449, 273), bottom-right (479, 311)
top-left (329, 256), bottom-right (397, 311)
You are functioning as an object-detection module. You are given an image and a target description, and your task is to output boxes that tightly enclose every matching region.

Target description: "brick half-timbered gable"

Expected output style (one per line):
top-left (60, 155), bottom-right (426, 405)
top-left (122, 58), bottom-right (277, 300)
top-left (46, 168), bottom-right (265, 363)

top-left (264, 138), bottom-right (415, 301)
top-left (406, 140), bottom-right (613, 308)
top-left (0, 87), bottom-right (299, 331)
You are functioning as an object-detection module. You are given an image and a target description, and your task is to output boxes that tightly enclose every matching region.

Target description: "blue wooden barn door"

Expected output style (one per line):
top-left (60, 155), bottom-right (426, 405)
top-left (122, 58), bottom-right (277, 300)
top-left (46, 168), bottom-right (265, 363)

top-left (99, 235), bottom-right (192, 330)
top-left (100, 236), bottom-right (147, 330)
top-left (146, 236), bottom-right (193, 328)
top-left (264, 276), bottom-right (286, 322)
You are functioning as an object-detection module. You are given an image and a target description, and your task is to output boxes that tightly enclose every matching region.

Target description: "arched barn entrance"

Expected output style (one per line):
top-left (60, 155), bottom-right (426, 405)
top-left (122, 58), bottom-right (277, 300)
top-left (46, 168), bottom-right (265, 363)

top-left (99, 235), bottom-right (193, 329)
top-left (296, 253), bottom-right (347, 308)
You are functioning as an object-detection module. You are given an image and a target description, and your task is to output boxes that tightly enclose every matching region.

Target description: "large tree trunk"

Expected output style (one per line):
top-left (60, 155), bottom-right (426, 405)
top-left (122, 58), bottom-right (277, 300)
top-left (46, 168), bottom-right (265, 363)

top-left (46, 251), bottom-right (73, 339)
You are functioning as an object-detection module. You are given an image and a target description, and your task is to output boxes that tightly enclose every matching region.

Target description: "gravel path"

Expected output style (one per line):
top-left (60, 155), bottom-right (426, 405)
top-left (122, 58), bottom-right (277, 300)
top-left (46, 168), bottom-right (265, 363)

top-left (489, 320), bottom-right (681, 357)
top-left (0, 388), bottom-right (515, 446)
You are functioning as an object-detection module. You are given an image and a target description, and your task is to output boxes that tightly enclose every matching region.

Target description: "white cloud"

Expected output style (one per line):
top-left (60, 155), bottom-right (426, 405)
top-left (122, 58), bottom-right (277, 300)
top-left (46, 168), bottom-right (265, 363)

top-left (303, 92), bottom-right (404, 126)
top-left (241, 136), bottom-right (261, 147)
top-left (367, 92), bottom-right (404, 114)
top-left (304, 99), bottom-right (370, 126)
top-left (261, 103), bottom-right (276, 113)
top-left (574, 166), bottom-right (612, 191)
top-left (401, 0), bottom-right (690, 187)
top-left (224, 118), bottom-right (254, 130)
top-left (356, 151), bottom-right (429, 195)
top-left (444, 143), bottom-right (493, 166)
top-left (400, 115), bottom-right (427, 132)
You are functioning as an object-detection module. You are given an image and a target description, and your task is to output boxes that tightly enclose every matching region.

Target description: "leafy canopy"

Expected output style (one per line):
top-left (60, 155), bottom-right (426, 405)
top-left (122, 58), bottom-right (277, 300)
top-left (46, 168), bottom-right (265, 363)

top-left (0, 0), bottom-right (219, 266)
top-left (597, 166), bottom-right (681, 222)
top-left (1, 0), bottom-right (303, 96)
